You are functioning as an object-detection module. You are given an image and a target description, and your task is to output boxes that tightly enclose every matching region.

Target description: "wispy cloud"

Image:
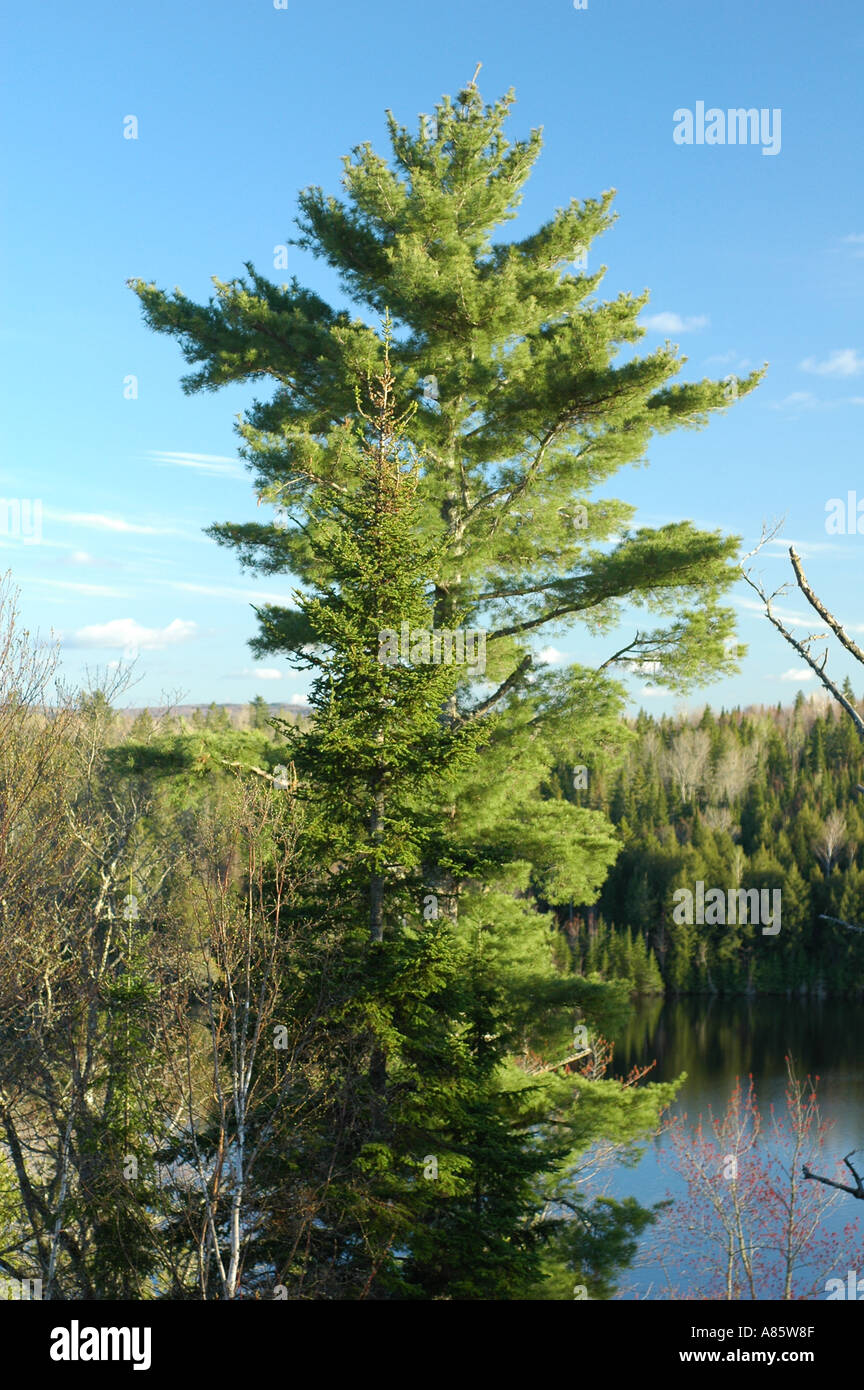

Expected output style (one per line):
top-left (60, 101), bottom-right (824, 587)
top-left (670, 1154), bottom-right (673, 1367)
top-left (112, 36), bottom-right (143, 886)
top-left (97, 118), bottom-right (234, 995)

top-left (642, 312), bottom-right (709, 334)
top-left (30, 578), bottom-right (129, 598)
top-left (762, 536), bottom-right (846, 557)
top-left (228, 667), bottom-right (283, 681)
top-left (800, 349), bottom-right (864, 377)
top-left (768, 390), bottom-right (864, 412)
top-left (735, 595), bottom-right (864, 634)
top-left (48, 509), bottom-right (189, 537)
top-left (166, 581), bottom-right (295, 605)
top-left (769, 391), bottom-right (820, 411)
top-left (64, 617), bottom-right (197, 651)
top-left (148, 451), bottom-right (245, 479)
top-left (780, 668), bottom-right (816, 682)
top-left (638, 683), bottom-right (671, 697)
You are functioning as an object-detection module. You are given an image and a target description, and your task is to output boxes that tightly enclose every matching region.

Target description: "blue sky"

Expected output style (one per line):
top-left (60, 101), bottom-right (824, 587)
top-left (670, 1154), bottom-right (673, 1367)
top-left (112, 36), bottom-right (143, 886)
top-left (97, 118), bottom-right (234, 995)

top-left (2, 0), bottom-right (863, 714)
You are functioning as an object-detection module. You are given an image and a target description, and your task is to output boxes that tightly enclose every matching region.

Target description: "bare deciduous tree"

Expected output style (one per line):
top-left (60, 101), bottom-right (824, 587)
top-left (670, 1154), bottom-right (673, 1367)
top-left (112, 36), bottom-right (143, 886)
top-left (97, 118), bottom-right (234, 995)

top-left (661, 727), bottom-right (711, 804)
top-left (712, 739), bottom-right (760, 805)
top-left (812, 808), bottom-right (849, 878)
top-left (643, 1061), bottom-right (861, 1299)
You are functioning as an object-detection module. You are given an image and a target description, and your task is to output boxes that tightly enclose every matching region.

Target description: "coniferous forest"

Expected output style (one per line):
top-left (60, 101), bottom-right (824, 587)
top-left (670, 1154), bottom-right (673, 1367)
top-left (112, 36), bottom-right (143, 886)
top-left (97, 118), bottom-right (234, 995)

top-left (564, 690), bottom-right (864, 996)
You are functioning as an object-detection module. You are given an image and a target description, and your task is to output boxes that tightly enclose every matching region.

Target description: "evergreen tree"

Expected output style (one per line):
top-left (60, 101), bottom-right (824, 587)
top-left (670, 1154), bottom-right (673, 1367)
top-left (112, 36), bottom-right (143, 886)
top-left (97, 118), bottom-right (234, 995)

top-left (254, 343), bottom-right (677, 1298)
top-left (130, 81), bottom-right (759, 724)
top-left (248, 693), bottom-right (272, 730)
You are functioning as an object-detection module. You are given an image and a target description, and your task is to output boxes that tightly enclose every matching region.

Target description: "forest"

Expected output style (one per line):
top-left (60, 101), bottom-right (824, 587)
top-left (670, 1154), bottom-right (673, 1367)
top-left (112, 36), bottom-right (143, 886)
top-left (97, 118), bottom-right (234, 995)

top-left (561, 688), bottom-right (864, 996)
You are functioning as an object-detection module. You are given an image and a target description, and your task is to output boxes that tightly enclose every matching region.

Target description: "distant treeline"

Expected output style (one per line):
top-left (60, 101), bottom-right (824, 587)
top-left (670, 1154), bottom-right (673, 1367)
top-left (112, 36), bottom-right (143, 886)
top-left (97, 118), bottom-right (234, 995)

top-left (555, 686), bottom-right (864, 996)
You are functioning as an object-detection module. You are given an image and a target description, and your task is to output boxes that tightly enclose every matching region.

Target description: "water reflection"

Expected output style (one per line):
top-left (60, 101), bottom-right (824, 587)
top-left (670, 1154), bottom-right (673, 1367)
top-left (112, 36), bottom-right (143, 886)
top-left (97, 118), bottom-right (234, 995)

top-left (602, 997), bottom-right (864, 1299)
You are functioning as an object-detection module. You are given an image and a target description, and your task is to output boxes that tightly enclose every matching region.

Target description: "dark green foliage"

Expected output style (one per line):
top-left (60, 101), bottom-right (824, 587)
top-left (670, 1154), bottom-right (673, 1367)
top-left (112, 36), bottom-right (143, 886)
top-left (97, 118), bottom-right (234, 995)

top-left (587, 698), bottom-right (864, 995)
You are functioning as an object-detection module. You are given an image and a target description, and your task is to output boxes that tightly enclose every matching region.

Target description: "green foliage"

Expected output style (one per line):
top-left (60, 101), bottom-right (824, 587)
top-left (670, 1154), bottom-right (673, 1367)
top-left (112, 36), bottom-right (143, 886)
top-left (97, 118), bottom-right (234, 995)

top-left (129, 81), bottom-right (760, 717)
top-left (593, 698), bottom-right (864, 995)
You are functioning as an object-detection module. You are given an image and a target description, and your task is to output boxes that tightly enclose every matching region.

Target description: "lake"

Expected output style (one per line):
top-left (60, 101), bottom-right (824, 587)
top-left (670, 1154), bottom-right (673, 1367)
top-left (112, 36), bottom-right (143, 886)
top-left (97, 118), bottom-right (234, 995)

top-left (601, 996), bottom-right (864, 1300)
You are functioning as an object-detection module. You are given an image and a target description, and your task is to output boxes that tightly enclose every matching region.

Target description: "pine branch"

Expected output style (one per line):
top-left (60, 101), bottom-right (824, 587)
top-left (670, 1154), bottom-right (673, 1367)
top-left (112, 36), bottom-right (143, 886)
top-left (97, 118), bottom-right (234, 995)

top-left (209, 755), bottom-right (297, 789)
top-left (461, 654), bottom-right (533, 722)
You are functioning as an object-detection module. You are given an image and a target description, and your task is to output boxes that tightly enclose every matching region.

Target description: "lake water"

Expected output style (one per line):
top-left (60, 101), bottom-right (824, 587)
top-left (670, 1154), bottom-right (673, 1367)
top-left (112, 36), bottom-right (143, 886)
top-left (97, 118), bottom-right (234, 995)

top-left (601, 996), bottom-right (864, 1300)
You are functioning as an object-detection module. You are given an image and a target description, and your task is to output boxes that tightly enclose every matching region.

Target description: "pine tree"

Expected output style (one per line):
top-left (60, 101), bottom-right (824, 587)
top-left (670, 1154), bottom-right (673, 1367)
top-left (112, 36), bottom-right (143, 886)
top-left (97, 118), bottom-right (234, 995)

top-left (127, 79), bottom-right (757, 1293)
top-left (252, 343), bottom-right (677, 1298)
top-left (130, 81), bottom-right (759, 720)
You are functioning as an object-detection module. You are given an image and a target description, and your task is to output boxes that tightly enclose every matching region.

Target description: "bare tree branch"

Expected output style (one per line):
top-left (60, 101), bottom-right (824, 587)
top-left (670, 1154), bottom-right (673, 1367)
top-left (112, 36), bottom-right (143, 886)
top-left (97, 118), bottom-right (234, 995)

top-left (819, 913), bottom-right (864, 935)
top-left (803, 1151), bottom-right (864, 1199)
top-left (790, 546), bottom-right (864, 668)
top-left (740, 551), bottom-right (864, 742)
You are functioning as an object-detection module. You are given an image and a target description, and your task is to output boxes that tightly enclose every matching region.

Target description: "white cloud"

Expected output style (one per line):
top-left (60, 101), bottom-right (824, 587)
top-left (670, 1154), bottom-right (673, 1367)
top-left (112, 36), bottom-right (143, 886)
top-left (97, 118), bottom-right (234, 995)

top-left (769, 391), bottom-right (820, 411)
top-left (65, 617), bottom-right (197, 651)
top-left (30, 578), bottom-right (128, 598)
top-left (735, 597), bottom-right (823, 627)
top-left (66, 550), bottom-right (95, 566)
top-left (780, 668), bottom-right (816, 682)
top-left (149, 451), bottom-right (244, 479)
top-left (761, 536), bottom-right (844, 557)
top-left (229, 667), bottom-right (283, 681)
top-left (49, 510), bottom-right (186, 536)
top-left (639, 684), bottom-right (671, 697)
top-left (800, 349), bottom-right (864, 377)
top-left (735, 594), bottom-right (864, 634)
top-left (642, 312), bottom-right (709, 334)
top-left (288, 693), bottom-right (309, 706)
top-left (538, 646), bottom-right (564, 664)
top-left (770, 390), bottom-right (864, 412)
top-left (167, 581), bottom-right (294, 605)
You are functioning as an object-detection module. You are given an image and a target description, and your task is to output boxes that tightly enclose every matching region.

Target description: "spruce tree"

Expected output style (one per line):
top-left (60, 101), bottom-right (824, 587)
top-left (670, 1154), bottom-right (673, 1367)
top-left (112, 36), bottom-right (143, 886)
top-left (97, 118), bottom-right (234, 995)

top-left (254, 339), bottom-right (553, 1297)
top-left (251, 342), bottom-right (678, 1298)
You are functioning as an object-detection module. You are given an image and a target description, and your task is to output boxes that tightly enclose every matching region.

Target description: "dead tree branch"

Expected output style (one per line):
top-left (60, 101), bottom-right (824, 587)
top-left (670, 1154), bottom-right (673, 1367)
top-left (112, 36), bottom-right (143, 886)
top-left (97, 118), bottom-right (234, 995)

top-left (803, 1150), bottom-right (864, 1199)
